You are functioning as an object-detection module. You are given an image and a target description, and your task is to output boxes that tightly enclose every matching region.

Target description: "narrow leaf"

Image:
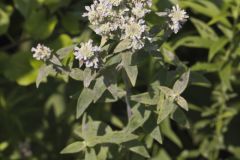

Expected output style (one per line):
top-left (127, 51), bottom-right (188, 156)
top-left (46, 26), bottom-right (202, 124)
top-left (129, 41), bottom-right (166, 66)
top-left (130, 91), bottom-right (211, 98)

top-left (36, 65), bottom-right (52, 88)
top-left (173, 70), bottom-right (190, 95)
top-left (123, 140), bottom-right (150, 158)
top-left (60, 141), bottom-right (85, 154)
top-left (113, 39), bottom-right (131, 53)
top-left (76, 88), bottom-right (94, 119)
top-left (176, 96), bottom-right (189, 111)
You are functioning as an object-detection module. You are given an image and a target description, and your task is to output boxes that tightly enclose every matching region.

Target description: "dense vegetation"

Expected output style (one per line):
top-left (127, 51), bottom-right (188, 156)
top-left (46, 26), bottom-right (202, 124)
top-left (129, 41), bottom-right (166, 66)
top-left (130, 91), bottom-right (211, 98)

top-left (0, 0), bottom-right (240, 159)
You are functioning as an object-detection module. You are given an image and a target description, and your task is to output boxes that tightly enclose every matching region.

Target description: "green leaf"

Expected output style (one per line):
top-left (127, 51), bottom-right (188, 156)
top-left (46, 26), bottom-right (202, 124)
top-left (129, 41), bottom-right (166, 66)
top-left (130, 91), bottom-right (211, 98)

top-left (24, 10), bottom-right (58, 39)
top-left (56, 45), bottom-right (74, 60)
top-left (150, 126), bottom-right (163, 144)
top-left (121, 51), bottom-right (138, 86)
top-left (190, 72), bottom-right (211, 87)
top-left (61, 12), bottom-right (80, 34)
top-left (172, 36), bottom-right (213, 50)
top-left (173, 70), bottom-right (190, 95)
top-left (0, 142), bottom-right (8, 151)
top-left (123, 140), bottom-right (150, 158)
top-left (76, 88), bottom-right (94, 119)
top-left (157, 97), bottom-right (176, 124)
top-left (0, 6), bottom-right (12, 35)
top-left (104, 54), bottom-right (122, 67)
top-left (217, 24), bottom-right (233, 40)
top-left (125, 104), bottom-right (151, 133)
top-left (113, 39), bottom-right (131, 53)
top-left (36, 65), bottom-right (53, 88)
top-left (88, 131), bottom-right (138, 146)
top-left (190, 18), bottom-right (218, 41)
top-left (172, 36), bottom-right (214, 49)
top-left (208, 37), bottom-right (228, 61)
top-left (219, 63), bottom-right (232, 91)
top-left (176, 96), bottom-right (188, 111)
top-left (85, 148), bottom-right (97, 160)
top-left (181, 1), bottom-right (220, 17)
top-left (171, 108), bottom-right (190, 128)
top-left (97, 146), bottom-right (109, 160)
top-left (69, 68), bottom-right (84, 81)
top-left (93, 76), bottom-right (107, 103)
top-left (124, 65), bottom-right (138, 86)
top-left (191, 62), bottom-right (220, 72)
top-left (161, 118), bottom-right (182, 148)
top-left (60, 141), bottom-right (85, 154)
top-left (130, 92), bottom-right (158, 105)
top-left (151, 149), bottom-right (171, 160)
top-left (83, 68), bottom-right (96, 87)
top-left (13, 0), bottom-right (37, 17)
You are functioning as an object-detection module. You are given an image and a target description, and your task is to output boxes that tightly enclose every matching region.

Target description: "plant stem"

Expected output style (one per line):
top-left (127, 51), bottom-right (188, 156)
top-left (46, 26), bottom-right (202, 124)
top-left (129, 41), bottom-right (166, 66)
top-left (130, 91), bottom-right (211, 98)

top-left (122, 71), bottom-right (132, 120)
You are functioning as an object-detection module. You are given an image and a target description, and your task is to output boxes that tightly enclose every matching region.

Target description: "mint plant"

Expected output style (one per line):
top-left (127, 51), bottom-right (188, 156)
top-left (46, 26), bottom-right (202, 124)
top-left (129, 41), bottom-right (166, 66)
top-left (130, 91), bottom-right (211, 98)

top-left (32, 1), bottom-right (190, 159)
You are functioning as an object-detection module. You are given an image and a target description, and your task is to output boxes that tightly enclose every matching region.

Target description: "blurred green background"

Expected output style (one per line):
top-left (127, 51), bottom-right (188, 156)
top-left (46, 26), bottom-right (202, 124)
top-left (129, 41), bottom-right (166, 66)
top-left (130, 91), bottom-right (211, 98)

top-left (0, 0), bottom-right (240, 159)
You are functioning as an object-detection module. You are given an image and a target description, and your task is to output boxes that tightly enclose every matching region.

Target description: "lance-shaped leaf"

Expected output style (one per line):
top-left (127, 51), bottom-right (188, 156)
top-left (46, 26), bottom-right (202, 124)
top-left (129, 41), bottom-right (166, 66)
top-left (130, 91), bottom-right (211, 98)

top-left (124, 65), bottom-right (138, 86)
top-left (75, 121), bottom-right (112, 141)
top-left (123, 140), bottom-right (150, 158)
top-left (150, 126), bottom-right (163, 144)
top-left (83, 68), bottom-right (96, 87)
top-left (157, 98), bottom-right (176, 124)
top-left (173, 70), bottom-right (190, 95)
top-left (121, 51), bottom-right (138, 86)
top-left (113, 38), bottom-right (131, 53)
top-left (97, 146), bottom-right (109, 160)
top-left (176, 96), bottom-right (188, 111)
top-left (143, 113), bottom-right (163, 145)
top-left (85, 148), bottom-right (97, 160)
top-left (93, 76), bottom-right (107, 103)
top-left (76, 88), bottom-right (94, 119)
top-left (88, 131), bottom-right (138, 146)
top-left (161, 118), bottom-right (182, 148)
top-left (208, 37), bottom-right (228, 61)
top-left (69, 68), bottom-right (84, 81)
top-left (130, 92), bottom-right (158, 105)
top-left (56, 45), bottom-right (74, 59)
top-left (36, 65), bottom-right (53, 88)
top-left (60, 141), bottom-right (86, 154)
top-left (171, 108), bottom-right (190, 128)
top-left (125, 104), bottom-right (151, 133)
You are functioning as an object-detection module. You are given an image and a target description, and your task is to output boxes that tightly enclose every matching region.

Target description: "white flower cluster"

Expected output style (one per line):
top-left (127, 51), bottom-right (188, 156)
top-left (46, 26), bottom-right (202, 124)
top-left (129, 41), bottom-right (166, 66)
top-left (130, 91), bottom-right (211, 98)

top-left (168, 5), bottom-right (189, 34)
top-left (83, 0), bottom-right (152, 50)
top-left (31, 44), bottom-right (52, 61)
top-left (74, 40), bottom-right (101, 68)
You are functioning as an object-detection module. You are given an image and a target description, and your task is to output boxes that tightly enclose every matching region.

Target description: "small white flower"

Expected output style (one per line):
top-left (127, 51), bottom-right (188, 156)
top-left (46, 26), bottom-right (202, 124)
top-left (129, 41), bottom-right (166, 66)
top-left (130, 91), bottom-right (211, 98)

top-left (31, 44), bottom-right (51, 61)
top-left (123, 18), bottom-right (146, 40)
top-left (74, 40), bottom-right (101, 68)
top-left (104, 0), bottom-right (123, 6)
top-left (83, 0), bottom-right (112, 25)
top-left (168, 5), bottom-right (189, 33)
top-left (130, 0), bottom-right (152, 7)
top-left (123, 18), bottom-right (148, 50)
top-left (132, 2), bottom-right (151, 18)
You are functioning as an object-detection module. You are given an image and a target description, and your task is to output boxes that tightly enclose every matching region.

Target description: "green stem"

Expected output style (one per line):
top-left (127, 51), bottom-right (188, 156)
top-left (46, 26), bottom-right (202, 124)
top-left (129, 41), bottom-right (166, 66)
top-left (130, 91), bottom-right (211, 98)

top-left (122, 71), bottom-right (132, 120)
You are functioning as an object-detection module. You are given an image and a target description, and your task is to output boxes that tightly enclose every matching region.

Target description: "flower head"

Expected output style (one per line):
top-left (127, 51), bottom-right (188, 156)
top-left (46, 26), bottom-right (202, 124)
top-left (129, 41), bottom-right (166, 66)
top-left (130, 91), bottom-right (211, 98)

top-left (132, 2), bottom-right (151, 18)
top-left (123, 18), bottom-right (147, 50)
top-left (82, 0), bottom-right (152, 51)
top-left (74, 40), bottom-right (101, 68)
top-left (168, 5), bottom-right (189, 34)
top-left (31, 44), bottom-right (52, 61)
